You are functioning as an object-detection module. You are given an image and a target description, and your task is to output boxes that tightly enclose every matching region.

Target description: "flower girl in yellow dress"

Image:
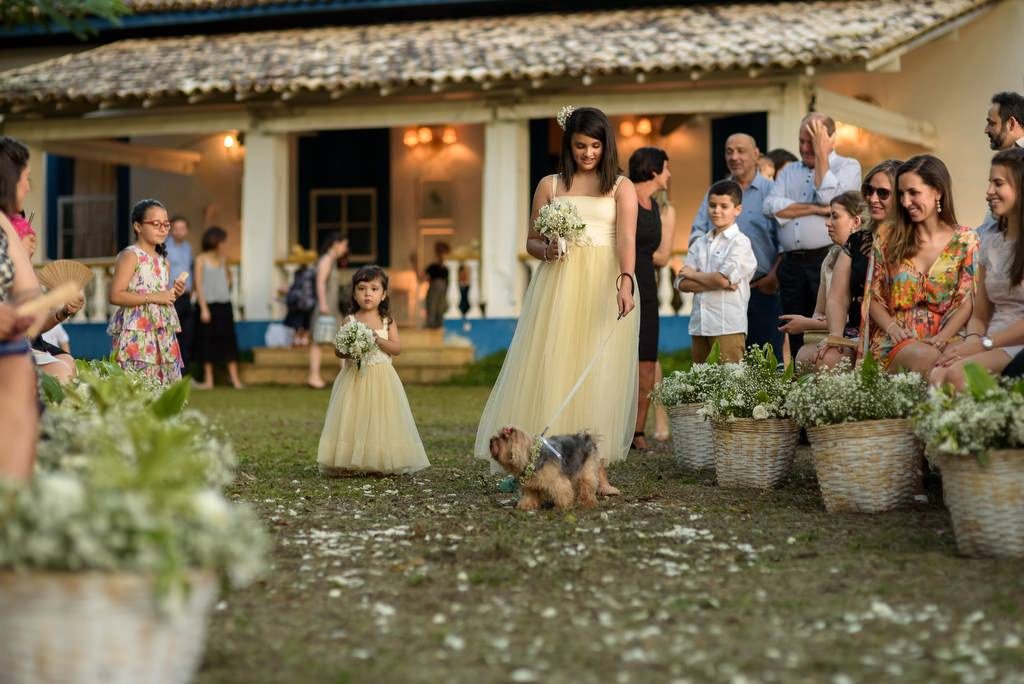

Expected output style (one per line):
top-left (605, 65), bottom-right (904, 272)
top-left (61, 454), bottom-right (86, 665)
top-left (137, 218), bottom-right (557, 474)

top-left (317, 266), bottom-right (430, 475)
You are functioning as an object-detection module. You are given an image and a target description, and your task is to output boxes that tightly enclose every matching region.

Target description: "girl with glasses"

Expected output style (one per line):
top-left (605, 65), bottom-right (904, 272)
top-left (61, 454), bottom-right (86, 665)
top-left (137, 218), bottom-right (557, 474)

top-left (108, 198), bottom-right (188, 384)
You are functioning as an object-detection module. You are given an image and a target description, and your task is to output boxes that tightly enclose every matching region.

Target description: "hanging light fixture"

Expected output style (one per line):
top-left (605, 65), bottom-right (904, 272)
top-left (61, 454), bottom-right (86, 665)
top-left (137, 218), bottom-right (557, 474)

top-left (441, 127), bottom-right (457, 145)
top-left (619, 120), bottom-right (635, 138)
top-left (635, 117), bottom-right (653, 136)
top-left (403, 128), bottom-right (419, 147)
top-left (417, 127), bottom-right (433, 144)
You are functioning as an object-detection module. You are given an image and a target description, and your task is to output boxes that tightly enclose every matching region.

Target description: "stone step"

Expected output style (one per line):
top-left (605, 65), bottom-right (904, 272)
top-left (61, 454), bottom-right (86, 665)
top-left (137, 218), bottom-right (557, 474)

top-left (251, 345), bottom-right (473, 367)
top-left (239, 362), bottom-right (465, 386)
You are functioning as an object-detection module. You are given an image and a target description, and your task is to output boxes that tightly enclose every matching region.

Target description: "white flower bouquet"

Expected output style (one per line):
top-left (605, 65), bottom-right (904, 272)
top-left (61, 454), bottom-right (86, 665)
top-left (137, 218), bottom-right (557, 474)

top-left (652, 363), bottom-right (726, 407)
top-left (701, 344), bottom-right (795, 422)
top-left (335, 318), bottom-right (377, 368)
top-left (534, 199), bottom-right (589, 259)
top-left (786, 355), bottom-right (927, 427)
top-left (913, 366), bottom-right (1024, 460)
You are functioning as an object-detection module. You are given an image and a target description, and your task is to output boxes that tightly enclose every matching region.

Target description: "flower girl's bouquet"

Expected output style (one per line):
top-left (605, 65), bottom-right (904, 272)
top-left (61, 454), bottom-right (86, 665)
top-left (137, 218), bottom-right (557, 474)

top-left (534, 200), bottom-right (589, 259)
top-left (335, 319), bottom-right (376, 368)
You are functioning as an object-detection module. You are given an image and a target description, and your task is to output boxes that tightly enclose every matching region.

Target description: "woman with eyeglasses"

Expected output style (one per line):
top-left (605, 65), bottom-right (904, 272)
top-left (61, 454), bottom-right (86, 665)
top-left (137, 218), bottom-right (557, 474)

top-left (813, 159), bottom-right (901, 369)
top-left (108, 198), bottom-right (188, 384)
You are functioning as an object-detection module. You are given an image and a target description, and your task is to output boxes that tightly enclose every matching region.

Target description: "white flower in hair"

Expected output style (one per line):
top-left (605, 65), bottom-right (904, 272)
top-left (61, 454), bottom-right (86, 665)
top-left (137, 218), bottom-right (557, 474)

top-left (556, 105), bottom-right (577, 130)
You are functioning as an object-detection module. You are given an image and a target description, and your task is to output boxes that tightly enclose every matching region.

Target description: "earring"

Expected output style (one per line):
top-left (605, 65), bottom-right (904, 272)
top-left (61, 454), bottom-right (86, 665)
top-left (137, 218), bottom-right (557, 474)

top-left (936, 197), bottom-right (942, 213)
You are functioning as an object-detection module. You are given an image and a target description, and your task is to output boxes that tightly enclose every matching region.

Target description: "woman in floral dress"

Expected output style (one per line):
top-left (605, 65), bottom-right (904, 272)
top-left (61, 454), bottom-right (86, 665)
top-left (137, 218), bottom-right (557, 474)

top-left (868, 155), bottom-right (977, 375)
top-left (108, 199), bottom-right (187, 384)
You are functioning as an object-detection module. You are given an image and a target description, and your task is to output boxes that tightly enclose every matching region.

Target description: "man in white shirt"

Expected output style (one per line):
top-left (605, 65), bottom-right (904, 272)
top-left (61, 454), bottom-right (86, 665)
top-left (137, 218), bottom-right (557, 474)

top-left (763, 113), bottom-right (861, 352)
top-left (676, 180), bottom-right (758, 363)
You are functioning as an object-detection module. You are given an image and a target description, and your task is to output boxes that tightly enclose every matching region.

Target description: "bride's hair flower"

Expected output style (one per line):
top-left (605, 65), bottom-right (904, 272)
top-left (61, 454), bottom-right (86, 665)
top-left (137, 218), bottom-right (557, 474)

top-left (556, 105), bottom-right (577, 131)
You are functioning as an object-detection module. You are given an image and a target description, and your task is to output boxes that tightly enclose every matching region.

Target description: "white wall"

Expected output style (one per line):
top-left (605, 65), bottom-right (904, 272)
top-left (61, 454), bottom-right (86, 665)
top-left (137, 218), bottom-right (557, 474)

top-left (613, 114), bottom-right (712, 249)
top-left (817, 0), bottom-right (1024, 227)
top-left (389, 124), bottom-right (484, 269)
top-left (129, 134), bottom-right (244, 259)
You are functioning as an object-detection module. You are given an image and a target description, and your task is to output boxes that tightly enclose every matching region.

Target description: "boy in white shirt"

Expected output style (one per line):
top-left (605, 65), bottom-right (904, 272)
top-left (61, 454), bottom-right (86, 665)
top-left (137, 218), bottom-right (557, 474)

top-left (675, 180), bottom-right (758, 363)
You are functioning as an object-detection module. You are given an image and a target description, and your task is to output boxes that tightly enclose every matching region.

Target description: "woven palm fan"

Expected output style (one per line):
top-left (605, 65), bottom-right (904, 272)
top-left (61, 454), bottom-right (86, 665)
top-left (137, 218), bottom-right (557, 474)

top-left (36, 260), bottom-right (94, 291)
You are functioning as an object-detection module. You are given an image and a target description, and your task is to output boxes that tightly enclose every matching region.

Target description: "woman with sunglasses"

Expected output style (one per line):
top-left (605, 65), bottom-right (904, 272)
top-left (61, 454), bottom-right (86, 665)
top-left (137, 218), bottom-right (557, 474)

top-left (108, 199), bottom-right (188, 384)
top-left (814, 160), bottom-right (901, 369)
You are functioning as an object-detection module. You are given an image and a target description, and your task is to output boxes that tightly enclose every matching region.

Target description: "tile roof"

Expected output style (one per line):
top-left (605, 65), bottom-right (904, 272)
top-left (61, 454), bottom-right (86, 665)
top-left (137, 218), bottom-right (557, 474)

top-left (0, 0), bottom-right (994, 114)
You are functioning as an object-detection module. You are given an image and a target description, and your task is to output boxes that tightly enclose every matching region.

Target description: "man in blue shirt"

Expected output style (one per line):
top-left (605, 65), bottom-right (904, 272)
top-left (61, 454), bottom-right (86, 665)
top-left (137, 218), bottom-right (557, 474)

top-left (691, 133), bottom-right (782, 352)
top-left (166, 215), bottom-right (194, 367)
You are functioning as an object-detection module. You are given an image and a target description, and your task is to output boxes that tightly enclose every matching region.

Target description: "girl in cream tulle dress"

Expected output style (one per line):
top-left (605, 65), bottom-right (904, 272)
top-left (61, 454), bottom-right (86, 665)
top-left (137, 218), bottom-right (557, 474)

top-left (474, 107), bottom-right (640, 494)
top-left (318, 266), bottom-right (429, 476)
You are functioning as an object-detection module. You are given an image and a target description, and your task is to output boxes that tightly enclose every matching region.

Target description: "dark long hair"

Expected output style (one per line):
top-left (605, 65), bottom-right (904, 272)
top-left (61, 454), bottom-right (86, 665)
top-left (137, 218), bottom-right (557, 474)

top-left (558, 107), bottom-right (621, 195)
top-left (0, 137), bottom-right (29, 216)
top-left (991, 147), bottom-right (1024, 288)
top-left (349, 265), bottom-right (390, 320)
top-left (131, 198), bottom-right (168, 257)
top-left (887, 155), bottom-right (958, 270)
top-left (0, 154), bottom-right (20, 217)
top-left (201, 226), bottom-right (227, 253)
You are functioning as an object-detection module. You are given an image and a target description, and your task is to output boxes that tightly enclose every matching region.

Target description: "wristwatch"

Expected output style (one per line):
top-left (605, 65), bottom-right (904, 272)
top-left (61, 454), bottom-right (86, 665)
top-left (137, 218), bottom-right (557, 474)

top-left (981, 335), bottom-right (994, 351)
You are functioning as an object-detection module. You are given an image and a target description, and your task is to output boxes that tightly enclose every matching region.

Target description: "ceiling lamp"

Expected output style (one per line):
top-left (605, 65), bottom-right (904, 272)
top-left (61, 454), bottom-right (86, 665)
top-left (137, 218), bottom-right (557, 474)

top-left (441, 127), bottom-right (457, 145)
top-left (619, 120), bottom-right (635, 138)
top-left (417, 127), bottom-right (433, 144)
top-left (635, 117), bottom-right (653, 136)
top-left (403, 128), bottom-right (419, 147)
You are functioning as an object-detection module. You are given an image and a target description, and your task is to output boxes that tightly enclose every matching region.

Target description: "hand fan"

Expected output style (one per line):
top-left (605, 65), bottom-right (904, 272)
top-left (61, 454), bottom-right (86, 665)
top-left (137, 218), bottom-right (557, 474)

top-left (36, 260), bottom-right (94, 291)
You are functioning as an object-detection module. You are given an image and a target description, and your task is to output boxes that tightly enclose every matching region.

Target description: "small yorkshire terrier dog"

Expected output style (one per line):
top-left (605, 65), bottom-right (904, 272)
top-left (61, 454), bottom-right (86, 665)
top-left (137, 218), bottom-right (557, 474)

top-left (489, 426), bottom-right (599, 510)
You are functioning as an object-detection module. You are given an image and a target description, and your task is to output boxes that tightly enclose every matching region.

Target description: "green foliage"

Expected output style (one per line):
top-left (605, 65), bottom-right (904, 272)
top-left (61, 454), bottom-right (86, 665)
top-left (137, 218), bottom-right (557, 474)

top-left (2, 368), bottom-right (267, 598)
top-left (1, 0), bottom-right (130, 39)
top-left (440, 350), bottom-right (507, 386)
top-left (785, 356), bottom-right (927, 428)
top-left (913, 364), bottom-right (1024, 460)
top-left (701, 344), bottom-right (795, 421)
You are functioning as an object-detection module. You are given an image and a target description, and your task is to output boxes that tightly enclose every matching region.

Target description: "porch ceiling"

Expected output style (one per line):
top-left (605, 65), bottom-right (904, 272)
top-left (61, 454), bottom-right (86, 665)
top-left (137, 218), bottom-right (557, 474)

top-left (0, 0), bottom-right (995, 117)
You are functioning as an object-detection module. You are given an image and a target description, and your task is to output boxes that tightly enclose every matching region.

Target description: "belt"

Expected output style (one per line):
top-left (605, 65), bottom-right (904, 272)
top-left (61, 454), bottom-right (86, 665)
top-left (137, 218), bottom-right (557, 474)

top-left (784, 246), bottom-right (831, 262)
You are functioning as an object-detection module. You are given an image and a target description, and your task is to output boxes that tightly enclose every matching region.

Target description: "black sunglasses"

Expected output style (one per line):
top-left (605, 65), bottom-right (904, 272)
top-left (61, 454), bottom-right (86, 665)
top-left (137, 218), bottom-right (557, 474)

top-left (862, 185), bottom-right (892, 201)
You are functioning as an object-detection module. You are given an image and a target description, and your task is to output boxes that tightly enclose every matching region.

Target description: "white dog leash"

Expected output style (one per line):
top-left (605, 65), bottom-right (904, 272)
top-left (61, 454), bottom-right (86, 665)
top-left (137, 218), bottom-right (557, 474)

top-left (537, 316), bottom-right (628, 455)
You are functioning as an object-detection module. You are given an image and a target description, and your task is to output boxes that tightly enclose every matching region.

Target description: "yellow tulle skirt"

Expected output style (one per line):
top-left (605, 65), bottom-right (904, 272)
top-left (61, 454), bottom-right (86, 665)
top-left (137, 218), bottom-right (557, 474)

top-left (317, 361), bottom-right (430, 475)
top-left (474, 245), bottom-right (640, 470)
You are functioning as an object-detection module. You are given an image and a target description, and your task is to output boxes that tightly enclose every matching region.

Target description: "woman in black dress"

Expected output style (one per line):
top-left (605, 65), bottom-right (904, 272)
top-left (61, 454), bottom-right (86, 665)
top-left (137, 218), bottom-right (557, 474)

top-left (628, 147), bottom-right (673, 450)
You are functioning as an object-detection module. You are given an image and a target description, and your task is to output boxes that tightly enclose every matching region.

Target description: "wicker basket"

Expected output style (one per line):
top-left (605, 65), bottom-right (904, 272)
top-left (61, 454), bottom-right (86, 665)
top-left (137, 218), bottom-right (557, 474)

top-left (712, 417), bottom-right (799, 489)
top-left (666, 403), bottom-right (714, 470)
top-left (807, 418), bottom-right (922, 513)
top-left (937, 449), bottom-right (1024, 558)
top-left (0, 571), bottom-right (219, 684)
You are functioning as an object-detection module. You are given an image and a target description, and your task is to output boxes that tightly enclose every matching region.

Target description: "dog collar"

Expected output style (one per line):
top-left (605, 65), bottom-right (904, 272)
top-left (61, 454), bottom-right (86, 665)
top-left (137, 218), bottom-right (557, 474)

top-left (519, 436), bottom-right (563, 485)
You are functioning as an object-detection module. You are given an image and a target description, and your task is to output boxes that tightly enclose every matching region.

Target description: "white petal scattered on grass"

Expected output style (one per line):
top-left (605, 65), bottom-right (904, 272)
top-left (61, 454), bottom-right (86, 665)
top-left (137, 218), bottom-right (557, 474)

top-left (444, 634), bottom-right (465, 651)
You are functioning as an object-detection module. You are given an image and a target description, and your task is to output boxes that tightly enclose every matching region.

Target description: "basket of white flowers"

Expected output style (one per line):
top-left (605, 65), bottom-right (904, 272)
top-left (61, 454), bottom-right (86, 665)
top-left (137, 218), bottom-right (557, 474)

top-left (701, 345), bottom-right (798, 489)
top-left (0, 371), bottom-right (267, 684)
top-left (786, 354), bottom-right (927, 513)
top-left (650, 347), bottom-right (724, 470)
top-left (913, 366), bottom-right (1024, 558)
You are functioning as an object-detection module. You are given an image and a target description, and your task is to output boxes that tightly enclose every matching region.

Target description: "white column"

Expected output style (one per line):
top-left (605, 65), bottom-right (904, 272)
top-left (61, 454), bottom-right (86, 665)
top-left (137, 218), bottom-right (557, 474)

top-left (240, 132), bottom-right (291, 320)
top-left (444, 258), bottom-right (460, 319)
top-left (467, 259), bottom-right (482, 318)
top-left (480, 119), bottom-right (529, 318)
top-left (89, 265), bottom-right (108, 322)
top-left (23, 144), bottom-right (46, 263)
top-left (768, 77), bottom-right (811, 152)
top-left (658, 265), bottom-right (675, 315)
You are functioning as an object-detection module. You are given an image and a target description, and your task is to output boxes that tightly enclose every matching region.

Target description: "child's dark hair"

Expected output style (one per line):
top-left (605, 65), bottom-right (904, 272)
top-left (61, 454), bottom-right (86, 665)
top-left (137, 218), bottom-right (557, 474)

top-left (130, 198), bottom-right (168, 257)
top-left (708, 179), bottom-right (743, 206)
top-left (201, 226), bottom-right (228, 252)
top-left (350, 265), bottom-right (390, 319)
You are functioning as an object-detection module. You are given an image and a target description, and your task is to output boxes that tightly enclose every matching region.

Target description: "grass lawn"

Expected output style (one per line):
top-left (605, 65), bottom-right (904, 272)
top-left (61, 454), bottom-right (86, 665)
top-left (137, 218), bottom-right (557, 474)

top-left (190, 386), bottom-right (1024, 684)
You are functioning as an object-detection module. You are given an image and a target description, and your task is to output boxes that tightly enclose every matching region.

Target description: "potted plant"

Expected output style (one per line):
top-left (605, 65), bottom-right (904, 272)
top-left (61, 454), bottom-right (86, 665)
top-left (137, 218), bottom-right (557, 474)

top-left (913, 366), bottom-right (1024, 558)
top-left (651, 344), bottom-right (723, 470)
top-left (701, 344), bottom-right (798, 489)
top-left (786, 354), bottom-right (927, 512)
top-left (0, 369), bottom-right (267, 684)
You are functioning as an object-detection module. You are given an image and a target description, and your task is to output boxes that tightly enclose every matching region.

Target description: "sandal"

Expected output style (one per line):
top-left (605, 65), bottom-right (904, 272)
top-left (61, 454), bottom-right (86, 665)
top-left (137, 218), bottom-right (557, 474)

top-left (630, 431), bottom-right (649, 451)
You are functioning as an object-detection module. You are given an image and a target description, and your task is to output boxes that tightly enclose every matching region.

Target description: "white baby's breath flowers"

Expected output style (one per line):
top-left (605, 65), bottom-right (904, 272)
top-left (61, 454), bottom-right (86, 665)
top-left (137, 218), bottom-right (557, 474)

top-left (534, 200), bottom-right (590, 258)
top-left (651, 363), bottom-right (725, 407)
top-left (702, 345), bottom-right (794, 421)
top-left (335, 319), bottom-right (377, 367)
top-left (785, 358), bottom-right (927, 428)
top-left (913, 375), bottom-right (1024, 459)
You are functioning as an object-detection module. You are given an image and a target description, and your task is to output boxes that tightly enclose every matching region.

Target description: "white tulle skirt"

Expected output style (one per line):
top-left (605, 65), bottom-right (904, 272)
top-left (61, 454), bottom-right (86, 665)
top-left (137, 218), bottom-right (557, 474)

top-left (474, 245), bottom-right (640, 471)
